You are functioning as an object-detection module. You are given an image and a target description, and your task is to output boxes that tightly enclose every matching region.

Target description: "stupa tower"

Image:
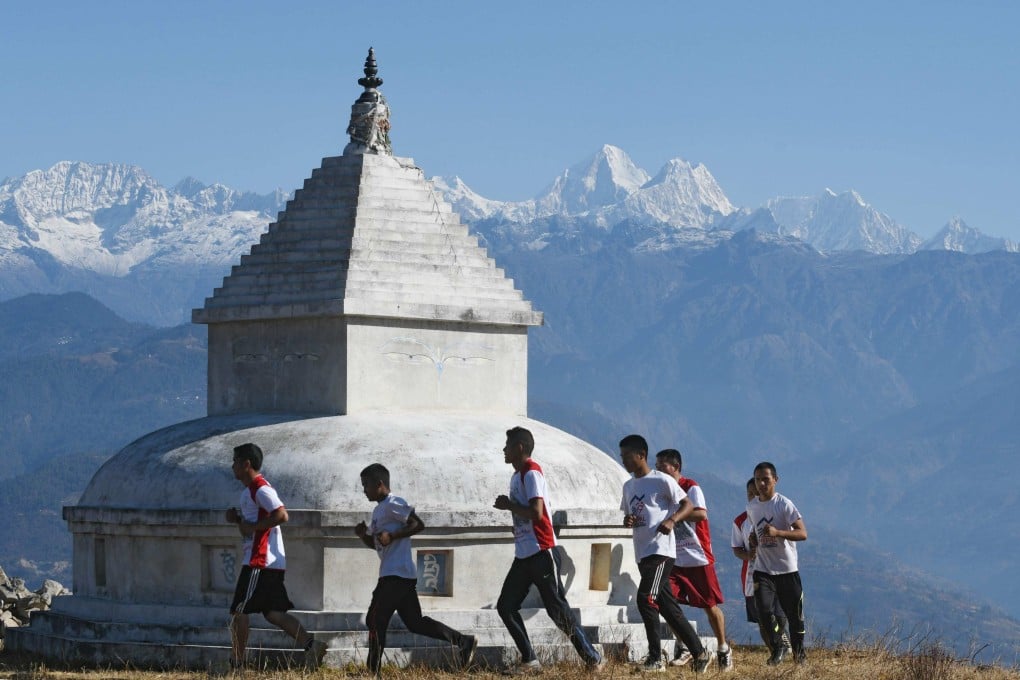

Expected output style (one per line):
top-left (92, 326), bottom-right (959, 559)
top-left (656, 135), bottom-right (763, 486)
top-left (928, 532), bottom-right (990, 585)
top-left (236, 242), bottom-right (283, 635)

top-left (7, 50), bottom-right (686, 669)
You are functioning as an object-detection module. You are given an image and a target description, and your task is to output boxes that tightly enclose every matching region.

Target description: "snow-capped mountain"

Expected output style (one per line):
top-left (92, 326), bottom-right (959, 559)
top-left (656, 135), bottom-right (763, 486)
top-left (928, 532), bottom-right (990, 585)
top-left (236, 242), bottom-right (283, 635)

top-left (920, 216), bottom-right (1019, 254)
top-left (761, 189), bottom-right (922, 254)
top-left (431, 144), bottom-right (734, 231)
top-left (1, 150), bottom-right (1017, 323)
top-left (0, 161), bottom-right (286, 276)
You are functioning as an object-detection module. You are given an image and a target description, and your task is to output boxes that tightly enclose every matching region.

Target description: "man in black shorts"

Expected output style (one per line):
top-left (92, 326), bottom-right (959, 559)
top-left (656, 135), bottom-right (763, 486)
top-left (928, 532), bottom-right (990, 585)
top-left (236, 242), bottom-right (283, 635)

top-left (225, 443), bottom-right (327, 670)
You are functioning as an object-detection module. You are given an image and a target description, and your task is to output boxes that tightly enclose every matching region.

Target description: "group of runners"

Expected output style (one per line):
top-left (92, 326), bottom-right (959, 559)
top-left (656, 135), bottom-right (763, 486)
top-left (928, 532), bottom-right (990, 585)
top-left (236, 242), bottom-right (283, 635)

top-left (223, 428), bottom-right (807, 675)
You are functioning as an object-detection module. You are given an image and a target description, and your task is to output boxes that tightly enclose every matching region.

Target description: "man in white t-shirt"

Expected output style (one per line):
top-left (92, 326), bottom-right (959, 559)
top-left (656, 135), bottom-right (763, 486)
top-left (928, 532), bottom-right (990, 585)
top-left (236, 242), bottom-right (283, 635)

top-left (619, 434), bottom-right (710, 674)
top-left (493, 426), bottom-right (603, 674)
top-left (654, 448), bottom-right (731, 672)
top-left (225, 443), bottom-right (326, 671)
top-left (731, 478), bottom-right (788, 653)
top-left (746, 461), bottom-right (808, 666)
top-left (356, 463), bottom-right (477, 676)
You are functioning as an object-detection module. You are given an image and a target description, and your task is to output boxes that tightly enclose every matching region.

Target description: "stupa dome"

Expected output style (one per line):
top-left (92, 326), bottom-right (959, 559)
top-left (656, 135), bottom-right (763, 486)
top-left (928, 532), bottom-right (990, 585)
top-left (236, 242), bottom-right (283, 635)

top-left (79, 413), bottom-right (626, 524)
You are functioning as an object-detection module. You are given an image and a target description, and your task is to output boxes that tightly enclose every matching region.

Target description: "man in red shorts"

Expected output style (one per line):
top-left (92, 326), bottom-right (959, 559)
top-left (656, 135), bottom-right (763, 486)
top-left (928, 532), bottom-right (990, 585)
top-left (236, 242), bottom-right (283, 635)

top-left (655, 448), bottom-right (732, 672)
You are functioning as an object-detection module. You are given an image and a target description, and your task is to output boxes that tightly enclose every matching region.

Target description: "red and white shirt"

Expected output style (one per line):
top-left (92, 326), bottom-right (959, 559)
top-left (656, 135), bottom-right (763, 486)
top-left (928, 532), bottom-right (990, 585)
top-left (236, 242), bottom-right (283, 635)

top-left (730, 511), bottom-right (754, 596)
top-left (509, 459), bottom-right (557, 559)
top-left (673, 477), bottom-right (715, 567)
top-left (240, 475), bottom-right (287, 570)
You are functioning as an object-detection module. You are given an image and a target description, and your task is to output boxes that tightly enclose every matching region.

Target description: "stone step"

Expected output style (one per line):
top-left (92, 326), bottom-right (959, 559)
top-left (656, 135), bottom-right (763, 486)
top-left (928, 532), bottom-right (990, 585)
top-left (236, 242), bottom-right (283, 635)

top-left (343, 273), bottom-right (518, 292)
top-left (218, 275), bottom-right (519, 298)
top-left (250, 238), bottom-right (488, 260)
top-left (270, 215), bottom-right (471, 236)
top-left (292, 184), bottom-right (444, 205)
top-left (261, 225), bottom-right (473, 246)
top-left (7, 601), bottom-right (716, 671)
top-left (341, 285), bottom-right (525, 303)
top-left (354, 196), bottom-right (454, 213)
top-left (237, 248), bottom-right (494, 268)
top-left (302, 176), bottom-right (433, 198)
top-left (292, 185), bottom-right (358, 201)
top-left (225, 259), bottom-right (503, 280)
top-left (214, 280), bottom-right (522, 302)
top-left (242, 243), bottom-right (493, 267)
top-left (19, 610), bottom-right (616, 648)
top-left (310, 165), bottom-right (424, 183)
top-left (206, 288), bottom-right (529, 310)
top-left (345, 242), bottom-right (487, 260)
top-left (281, 201), bottom-right (456, 221)
top-left (348, 234), bottom-right (482, 252)
top-left (5, 625), bottom-right (630, 671)
top-left (263, 218), bottom-right (469, 239)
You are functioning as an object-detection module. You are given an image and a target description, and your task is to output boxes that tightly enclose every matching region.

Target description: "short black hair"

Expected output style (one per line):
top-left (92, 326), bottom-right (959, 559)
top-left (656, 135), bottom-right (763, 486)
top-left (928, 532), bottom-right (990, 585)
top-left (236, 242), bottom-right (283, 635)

top-left (233, 443), bottom-right (264, 471)
top-left (655, 448), bottom-right (682, 471)
top-left (506, 426), bottom-right (535, 455)
top-left (360, 463), bottom-right (390, 488)
top-left (619, 434), bottom-right (648, 455)
top-left (754, 461), bottom-right (778, 477)
top-left (746, 477), bottom-right (757, 491)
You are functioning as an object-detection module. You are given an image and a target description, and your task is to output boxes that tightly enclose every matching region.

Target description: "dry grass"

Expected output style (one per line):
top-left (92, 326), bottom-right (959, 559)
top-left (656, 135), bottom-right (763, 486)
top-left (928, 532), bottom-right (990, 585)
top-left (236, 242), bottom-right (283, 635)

top-left (0, 644), bottom-right (1015, 680)
top-left (2, 645), bottom-right (1020, 680)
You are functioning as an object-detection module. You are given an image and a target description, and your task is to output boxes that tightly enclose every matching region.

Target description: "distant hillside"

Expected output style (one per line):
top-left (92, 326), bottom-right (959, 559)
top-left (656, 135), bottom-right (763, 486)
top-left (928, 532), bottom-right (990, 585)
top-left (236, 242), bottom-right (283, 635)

top-left (0, 293), bottom-right (206, 478)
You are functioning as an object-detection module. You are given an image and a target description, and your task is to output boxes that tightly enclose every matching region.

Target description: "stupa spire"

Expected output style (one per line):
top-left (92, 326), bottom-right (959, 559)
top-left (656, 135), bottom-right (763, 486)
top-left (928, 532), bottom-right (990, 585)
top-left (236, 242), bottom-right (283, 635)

top-left (344, 47), bottom-right (392, 155)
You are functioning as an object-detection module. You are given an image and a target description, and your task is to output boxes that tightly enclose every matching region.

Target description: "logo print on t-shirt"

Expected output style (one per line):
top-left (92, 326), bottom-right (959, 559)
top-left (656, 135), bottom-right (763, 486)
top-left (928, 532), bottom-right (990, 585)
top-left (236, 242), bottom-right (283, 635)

top-left (755, 516), bottom-right (778, 547)
top-left (629, 494), bottom-right (648, 527)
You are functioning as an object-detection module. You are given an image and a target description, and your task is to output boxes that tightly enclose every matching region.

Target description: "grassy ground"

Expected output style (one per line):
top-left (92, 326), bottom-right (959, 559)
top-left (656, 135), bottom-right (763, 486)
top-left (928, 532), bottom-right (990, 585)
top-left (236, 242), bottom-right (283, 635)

top-left (2, 644), bottom-right (1019, 680)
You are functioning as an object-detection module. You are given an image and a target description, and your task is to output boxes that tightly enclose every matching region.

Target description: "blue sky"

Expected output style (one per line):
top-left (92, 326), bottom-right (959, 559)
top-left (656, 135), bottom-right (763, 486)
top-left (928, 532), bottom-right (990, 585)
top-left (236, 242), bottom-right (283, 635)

top-left (3, 1), bottom-right (1018, 239)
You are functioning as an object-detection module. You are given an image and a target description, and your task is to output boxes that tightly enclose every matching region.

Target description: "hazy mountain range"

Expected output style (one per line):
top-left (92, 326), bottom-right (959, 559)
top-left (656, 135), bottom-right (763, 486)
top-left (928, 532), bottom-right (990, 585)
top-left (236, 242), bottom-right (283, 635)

top-left (1, 148), bottom-right (1020, 657)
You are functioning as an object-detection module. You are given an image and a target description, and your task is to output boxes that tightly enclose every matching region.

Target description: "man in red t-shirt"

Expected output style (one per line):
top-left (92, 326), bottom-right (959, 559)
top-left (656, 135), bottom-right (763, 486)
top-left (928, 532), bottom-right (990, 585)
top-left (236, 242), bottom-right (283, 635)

top-left (655, 448), bottom-right (732, 672)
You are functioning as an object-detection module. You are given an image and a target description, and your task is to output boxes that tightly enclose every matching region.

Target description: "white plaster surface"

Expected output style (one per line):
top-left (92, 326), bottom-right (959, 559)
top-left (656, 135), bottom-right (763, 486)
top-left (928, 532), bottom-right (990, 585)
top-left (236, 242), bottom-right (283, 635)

top-left (78, 413), bottom-right (626, 518)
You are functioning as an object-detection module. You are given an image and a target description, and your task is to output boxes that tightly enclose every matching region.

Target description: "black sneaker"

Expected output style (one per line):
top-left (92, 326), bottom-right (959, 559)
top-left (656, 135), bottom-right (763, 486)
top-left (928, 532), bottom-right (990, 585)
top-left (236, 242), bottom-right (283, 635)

top-left (639, 657), bottom-right (665, 673)
top-left (691, 651), bottom-right (712, 674)
top-left (458, 635), bottom-right (478, 669)
top-left (767, 645), bottom-right (788, 666)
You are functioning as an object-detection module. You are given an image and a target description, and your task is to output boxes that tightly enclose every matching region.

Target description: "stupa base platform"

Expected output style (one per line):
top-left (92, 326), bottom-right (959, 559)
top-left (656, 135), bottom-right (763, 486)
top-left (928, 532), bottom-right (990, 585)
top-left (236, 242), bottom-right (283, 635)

top-left (6, 597), bottom-right (716, 671)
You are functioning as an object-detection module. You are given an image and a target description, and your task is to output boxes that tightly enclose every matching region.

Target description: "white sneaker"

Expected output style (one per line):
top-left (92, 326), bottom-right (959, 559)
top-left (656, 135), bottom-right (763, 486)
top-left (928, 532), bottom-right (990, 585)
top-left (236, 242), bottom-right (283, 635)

top-left (505, 659), bottom-right (542, 675)
top-left (669, 649), bottom-right (693, 666)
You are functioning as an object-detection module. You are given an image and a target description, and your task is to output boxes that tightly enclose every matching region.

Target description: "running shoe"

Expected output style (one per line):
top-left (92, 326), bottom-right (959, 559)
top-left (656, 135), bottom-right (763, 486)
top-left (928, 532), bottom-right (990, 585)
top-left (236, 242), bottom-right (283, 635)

top-left (669, 648), bottom-right (693, 666)
top-left (717, 646), bottom-right (734, 672)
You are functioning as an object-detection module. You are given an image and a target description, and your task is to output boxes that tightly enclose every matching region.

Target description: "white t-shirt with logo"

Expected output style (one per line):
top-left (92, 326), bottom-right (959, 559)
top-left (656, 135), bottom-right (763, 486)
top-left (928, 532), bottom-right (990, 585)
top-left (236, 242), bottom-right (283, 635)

top-left (370, 494), bottom-right (417, 580)
top-left (746, 493), bottom-right (802, 575)
top-left (621, 470), bottom-right (686, 561)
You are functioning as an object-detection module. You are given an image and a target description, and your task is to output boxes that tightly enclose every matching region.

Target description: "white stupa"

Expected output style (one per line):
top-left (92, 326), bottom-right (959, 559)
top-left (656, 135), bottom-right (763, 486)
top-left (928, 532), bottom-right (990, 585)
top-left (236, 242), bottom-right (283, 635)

top-left (8, 50), bottom-right (698, 669)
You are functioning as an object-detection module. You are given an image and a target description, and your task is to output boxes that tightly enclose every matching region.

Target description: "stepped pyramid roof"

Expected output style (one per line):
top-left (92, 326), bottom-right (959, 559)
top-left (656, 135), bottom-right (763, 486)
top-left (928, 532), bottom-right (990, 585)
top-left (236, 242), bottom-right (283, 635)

top-left (193, 49), bottom-right (541, 328)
